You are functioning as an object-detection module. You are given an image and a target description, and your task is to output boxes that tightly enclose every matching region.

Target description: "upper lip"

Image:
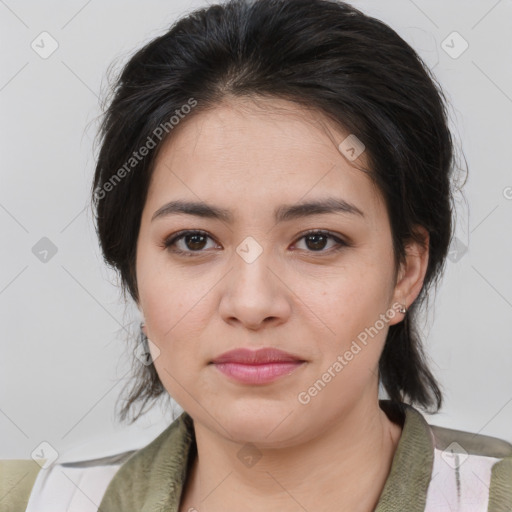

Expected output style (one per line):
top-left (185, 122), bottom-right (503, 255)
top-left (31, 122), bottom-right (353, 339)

top-left (211, 347), bottom-right (305, 365)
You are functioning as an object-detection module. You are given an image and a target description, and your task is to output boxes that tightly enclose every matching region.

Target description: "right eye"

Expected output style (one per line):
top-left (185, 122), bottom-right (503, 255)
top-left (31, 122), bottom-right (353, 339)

top-left (162, 230), bottom-right (219, 256)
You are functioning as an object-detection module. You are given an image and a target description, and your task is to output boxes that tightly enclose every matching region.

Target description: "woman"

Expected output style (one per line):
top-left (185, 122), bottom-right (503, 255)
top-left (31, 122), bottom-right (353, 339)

top-left (3, 0), bottom-right (511, 510)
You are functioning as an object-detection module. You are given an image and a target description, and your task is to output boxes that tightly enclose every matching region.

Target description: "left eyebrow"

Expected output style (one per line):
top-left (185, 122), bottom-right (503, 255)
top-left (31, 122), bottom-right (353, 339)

top-left (151, 197), bottom-right (365, 223)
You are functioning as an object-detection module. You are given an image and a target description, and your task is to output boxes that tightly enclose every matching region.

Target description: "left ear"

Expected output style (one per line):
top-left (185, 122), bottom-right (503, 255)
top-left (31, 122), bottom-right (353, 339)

top-left (388, 226), bottom-right (429, 326)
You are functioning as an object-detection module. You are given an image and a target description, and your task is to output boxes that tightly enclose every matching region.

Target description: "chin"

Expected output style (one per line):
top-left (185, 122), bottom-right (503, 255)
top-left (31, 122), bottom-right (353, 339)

top-left (213, 401), bottom-right (307, 447)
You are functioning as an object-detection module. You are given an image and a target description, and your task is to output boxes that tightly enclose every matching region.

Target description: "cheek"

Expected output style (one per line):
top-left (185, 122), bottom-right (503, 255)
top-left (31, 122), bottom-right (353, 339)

top-left (137, 243), bottom-right (198, 331)
top-left (303, 259), bottom-right (395, 376)
top-left (304, 260), bottom-right (393, 332)
top-left (137, 260), bottom-right (215, 380)
top-left (306, 279), bottom-right (393, 396)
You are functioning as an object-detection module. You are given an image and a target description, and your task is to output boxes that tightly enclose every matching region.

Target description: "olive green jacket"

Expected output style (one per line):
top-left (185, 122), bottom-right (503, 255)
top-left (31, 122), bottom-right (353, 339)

top-left (2, 401), bottom-right (512, 511)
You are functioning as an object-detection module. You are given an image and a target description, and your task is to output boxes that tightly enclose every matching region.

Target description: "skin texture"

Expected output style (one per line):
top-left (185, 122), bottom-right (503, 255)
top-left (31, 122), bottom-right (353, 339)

top-left (136, 96), bottom-right (429, 512)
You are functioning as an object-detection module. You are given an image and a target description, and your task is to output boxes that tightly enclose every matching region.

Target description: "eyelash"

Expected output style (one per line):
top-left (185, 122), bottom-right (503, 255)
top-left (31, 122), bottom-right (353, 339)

top-left (161, 229), bottom-right (348, 257)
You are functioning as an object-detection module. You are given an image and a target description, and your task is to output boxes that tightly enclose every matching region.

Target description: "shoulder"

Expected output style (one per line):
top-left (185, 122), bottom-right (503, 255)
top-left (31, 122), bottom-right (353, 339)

top-left (0, 413), bottom-right (194, 512)
top-left (0, 459), bottom-right (42, 512)
top-left (0, 450), bottom-right (136, 512)
top-left (377, 401), bottom-right (512, 511)
top-left (99, 411), bottom-right (195, 511)
top-left (423, 412), bottom-right (512, 510)
top-left (376, 401), bottom-right (512, 512)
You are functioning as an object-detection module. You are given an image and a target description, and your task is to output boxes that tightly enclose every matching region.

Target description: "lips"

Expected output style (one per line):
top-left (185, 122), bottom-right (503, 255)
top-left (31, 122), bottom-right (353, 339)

top-left (211, 347), bottom-right (304, 365)
top-left (210, 347), bottom-right (306, 385)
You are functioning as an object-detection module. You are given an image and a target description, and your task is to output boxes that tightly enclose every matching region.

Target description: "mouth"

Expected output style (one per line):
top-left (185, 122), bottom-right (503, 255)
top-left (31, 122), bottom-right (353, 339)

top-left (210, 347), bottom-right (306, 385)
top-left (210, 347), bottom-right (305, 365)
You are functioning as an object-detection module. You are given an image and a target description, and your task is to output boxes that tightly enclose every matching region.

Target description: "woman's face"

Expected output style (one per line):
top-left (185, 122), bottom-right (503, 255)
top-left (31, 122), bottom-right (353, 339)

top-left (136, 97), bottom-right (423, 446)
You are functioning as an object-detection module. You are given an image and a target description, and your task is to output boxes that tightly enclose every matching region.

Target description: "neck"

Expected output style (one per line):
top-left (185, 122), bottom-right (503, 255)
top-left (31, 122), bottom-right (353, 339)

top-left (180, 399), bottom-right (403, 512)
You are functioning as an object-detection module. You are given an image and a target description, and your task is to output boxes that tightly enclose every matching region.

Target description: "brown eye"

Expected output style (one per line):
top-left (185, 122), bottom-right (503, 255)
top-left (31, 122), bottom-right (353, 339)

top-left (163, 229), bottom-right (347, 257)
top-left (182, 233), bottom-right (208, 251)
top-left (163, 230), bottom-right (217, 255)
top-left (294, 230), bottom-right (347, 253)
top-left (304, 233), bottom-right (329, 251)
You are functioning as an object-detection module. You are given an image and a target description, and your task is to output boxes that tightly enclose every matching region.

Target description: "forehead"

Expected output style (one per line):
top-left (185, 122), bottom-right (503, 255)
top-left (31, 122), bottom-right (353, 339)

top-left (146, 97), bottom-right (385, 225)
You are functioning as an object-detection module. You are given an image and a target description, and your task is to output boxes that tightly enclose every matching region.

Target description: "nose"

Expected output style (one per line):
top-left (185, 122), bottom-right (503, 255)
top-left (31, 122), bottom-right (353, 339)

top-left (218, 245), bottom-right (292, 331)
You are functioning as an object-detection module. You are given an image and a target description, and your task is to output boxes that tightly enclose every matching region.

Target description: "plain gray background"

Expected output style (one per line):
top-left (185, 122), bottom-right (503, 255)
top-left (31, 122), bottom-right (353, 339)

top-left (1, 0), bottom-right (511, 461)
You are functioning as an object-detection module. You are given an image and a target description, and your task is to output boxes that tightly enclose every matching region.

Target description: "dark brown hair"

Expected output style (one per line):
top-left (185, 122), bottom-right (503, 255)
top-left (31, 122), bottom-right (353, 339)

top-left (92, 0), bottom-right (459, 423)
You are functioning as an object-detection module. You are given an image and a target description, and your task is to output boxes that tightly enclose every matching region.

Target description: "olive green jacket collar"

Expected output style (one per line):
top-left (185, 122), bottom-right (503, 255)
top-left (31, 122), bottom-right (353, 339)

top-left (98, 401), bottom-right (434, 512)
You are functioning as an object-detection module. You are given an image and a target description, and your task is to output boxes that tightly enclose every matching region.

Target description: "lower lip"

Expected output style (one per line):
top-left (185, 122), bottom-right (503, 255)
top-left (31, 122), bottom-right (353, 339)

top-left (212, 361), bottom-right (305, 384)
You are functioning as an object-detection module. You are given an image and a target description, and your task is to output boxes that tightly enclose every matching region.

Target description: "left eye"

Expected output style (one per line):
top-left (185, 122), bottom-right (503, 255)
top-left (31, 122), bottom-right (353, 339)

top-left (294, 230), bottom-right (346, 252)
top-left (163, 229), bottom-right (347, 255)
